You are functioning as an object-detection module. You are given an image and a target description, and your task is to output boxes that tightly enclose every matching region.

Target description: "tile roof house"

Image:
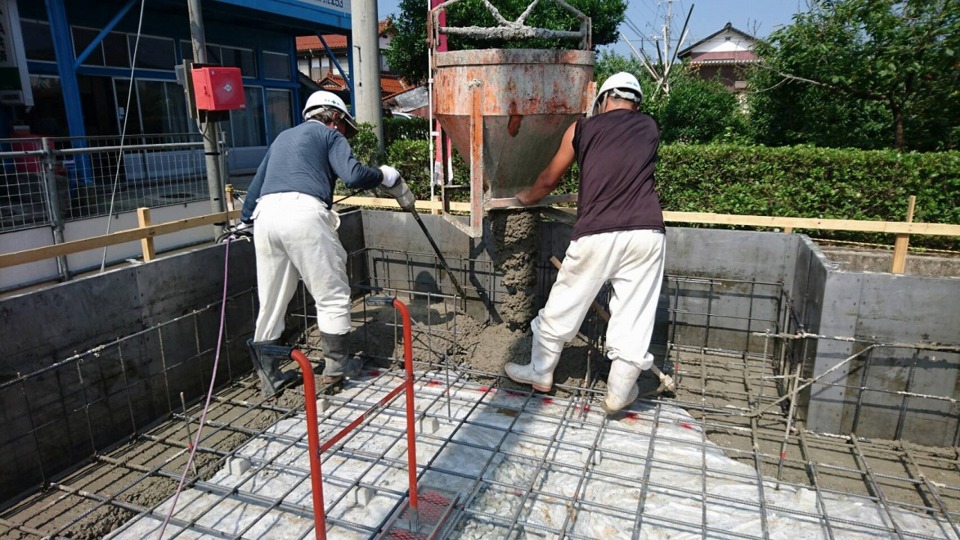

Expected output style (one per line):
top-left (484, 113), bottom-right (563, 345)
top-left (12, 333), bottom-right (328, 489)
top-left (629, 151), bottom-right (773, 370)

top-left (677, 22), bottom-right (759, 97)
top-left (297, 20), bottom-right (400, 96)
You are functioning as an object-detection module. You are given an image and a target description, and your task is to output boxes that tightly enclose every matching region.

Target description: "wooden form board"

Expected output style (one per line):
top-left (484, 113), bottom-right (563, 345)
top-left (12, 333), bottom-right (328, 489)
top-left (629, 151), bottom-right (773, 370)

top-left (1, 210), bottom-right (240, 269)
top-left (2, 201), bottom-right (958, 270)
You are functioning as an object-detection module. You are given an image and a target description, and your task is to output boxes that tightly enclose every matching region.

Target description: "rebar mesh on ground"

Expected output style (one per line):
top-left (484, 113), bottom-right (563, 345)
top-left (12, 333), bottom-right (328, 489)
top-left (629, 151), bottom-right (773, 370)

top-left (3, 255), bottom-right (960, 539)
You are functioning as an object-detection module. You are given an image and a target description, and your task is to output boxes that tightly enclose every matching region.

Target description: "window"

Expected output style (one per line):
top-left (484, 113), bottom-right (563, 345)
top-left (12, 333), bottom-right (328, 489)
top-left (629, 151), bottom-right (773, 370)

top-left (229, 86), bottom-right (265, 146)
top-left (180, 42), bottom-right (256, 78)
top-left (262, 51), bottom-right (290, 80)
top-left (221, 46), bottom-right (256, 78)
top-left (137, 80), bottom-right (190, 134)
top-left (130, 35), bottom-right (175, 70)
top-left (103, 32), bottom-right (130, 68)
top-left (22, 20), bottom-right (56, 62)
top-left (205, 44), bottom-right (221, 65)
top-left (72, 28), bottom-right (134, 68)
top-left (73, 27), bottom-right (104, 66)
top-left (27, 76), bottom-right (68, 136)
top-left (266, 89), bottom-right (292, 142)
top-left (181, 40), bottom-right (194, 61)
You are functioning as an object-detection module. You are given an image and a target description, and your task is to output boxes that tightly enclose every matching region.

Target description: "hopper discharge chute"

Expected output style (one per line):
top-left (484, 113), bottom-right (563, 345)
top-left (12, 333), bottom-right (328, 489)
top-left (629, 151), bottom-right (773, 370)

top-left (429, 0), bottom-right (596, 237)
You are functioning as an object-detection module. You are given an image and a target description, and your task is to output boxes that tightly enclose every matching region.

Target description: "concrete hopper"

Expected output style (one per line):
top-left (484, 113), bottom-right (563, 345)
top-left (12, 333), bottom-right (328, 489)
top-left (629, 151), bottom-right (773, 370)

top-left (433, 49), bottom-right (594, 236)
top-left (429, 0), bottom-right (595, 237)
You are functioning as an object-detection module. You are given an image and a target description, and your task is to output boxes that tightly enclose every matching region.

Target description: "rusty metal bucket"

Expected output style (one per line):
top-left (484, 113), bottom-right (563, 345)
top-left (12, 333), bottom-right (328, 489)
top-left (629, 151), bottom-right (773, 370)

top-left (433, 48), bottom-right (595, 236)
top-left (427, 0), bottom-right (595, 237)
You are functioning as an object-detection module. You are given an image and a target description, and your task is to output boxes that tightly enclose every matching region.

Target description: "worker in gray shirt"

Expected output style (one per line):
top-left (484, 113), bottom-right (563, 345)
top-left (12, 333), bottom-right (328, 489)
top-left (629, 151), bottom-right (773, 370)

top-left (240, 91), bottom-right (414, 398)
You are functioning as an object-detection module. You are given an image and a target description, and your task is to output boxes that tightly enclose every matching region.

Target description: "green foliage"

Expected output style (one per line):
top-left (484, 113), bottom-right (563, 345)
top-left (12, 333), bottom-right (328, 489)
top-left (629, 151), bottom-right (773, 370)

top-left (652, 69), bottom-right (745, 145)
top-left (595, 53), bottom-right (749, 144)
top-left (593, 49), bottom-right (645, 89)
top-left (748, 67), bottom-right (893, 149)
top-left (350, 122), bottom-right (385, 166)
top-left (654, 144), bottom-right (960, 249)
top-left (357, 123), bottom-right (960, 249)
top-left (384, 116), bottom-right (430, 142)
top-left (749, 0), bottom-right (960, 151)
top-left (383, 0), bottom-right (430, 84)
top-left (385, 0), bottom-right (626, 84)
top-left (385, 139), bottom-right (433, 199)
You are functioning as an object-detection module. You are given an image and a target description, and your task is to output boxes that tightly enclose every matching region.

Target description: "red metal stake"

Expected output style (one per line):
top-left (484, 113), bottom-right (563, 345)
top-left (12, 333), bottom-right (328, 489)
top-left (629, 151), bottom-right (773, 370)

top-left (291, 296), bottom-right (420, 539)
top-left (394, 298), bottom-right (421, 528)
top-left (289, 348), bottom-right (325, 540)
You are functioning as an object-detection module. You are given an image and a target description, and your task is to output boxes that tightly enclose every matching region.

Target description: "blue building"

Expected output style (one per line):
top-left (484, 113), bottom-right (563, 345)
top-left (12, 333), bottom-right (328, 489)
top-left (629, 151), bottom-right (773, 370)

top-left (9, 0), bottom-right (352, 145)
top-left (0, 0), bottom-right (357, 291)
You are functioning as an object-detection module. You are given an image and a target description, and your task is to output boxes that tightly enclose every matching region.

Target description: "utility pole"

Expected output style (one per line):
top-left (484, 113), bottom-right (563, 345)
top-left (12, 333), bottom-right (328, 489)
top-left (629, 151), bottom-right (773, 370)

top-left (662, 0), bottom-right (673, 93)
top-left (663, 0), bottom-right (671, 67)
top-left (186, 0), bottom-right (225, 229)
top-left (620, 2), bottom-right (692, 97)
top-left (352, 0), bottom-right (384, 155)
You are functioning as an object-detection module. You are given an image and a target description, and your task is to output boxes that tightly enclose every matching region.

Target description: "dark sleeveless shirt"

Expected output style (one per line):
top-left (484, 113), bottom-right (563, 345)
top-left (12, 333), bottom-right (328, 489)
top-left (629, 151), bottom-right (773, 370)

top-left (571, 109), bottom-right (665, 241)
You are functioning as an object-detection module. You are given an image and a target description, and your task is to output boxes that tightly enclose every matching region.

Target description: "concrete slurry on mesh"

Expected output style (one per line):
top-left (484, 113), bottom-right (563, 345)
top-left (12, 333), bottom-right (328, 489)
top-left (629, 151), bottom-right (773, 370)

top-left (106, 369), bottom-right (956, 540)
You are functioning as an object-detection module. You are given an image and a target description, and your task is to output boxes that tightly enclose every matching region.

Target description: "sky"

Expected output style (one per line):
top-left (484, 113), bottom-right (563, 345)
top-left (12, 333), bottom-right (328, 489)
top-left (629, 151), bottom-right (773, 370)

top-left (374, 0), bottom-right (809, 58)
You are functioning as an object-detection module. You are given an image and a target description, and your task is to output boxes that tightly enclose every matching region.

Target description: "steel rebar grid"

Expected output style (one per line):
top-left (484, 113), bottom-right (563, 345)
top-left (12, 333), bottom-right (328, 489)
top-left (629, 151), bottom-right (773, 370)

top-left (5, 265), bottom-right (960, 539)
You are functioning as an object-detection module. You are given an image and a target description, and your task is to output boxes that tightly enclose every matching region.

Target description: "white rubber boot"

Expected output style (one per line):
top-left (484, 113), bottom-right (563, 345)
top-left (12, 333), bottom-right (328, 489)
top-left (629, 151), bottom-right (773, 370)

top-left (505, 320), bottom-right (563, 392)
top-left (603, 359), bottom-right (642, 414)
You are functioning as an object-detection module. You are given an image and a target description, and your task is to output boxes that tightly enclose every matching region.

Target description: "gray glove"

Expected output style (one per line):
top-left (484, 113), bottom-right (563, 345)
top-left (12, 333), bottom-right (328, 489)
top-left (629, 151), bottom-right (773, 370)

top-left (379, 165), bottom-right (415, 212)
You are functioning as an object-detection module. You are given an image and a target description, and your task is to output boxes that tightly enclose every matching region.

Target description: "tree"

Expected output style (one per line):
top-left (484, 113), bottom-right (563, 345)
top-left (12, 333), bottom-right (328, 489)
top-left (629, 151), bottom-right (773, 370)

top-left (384, 0), bottom-right (430, 85)
top-left (750, 0), bottom-right (960, 151)
top-left (655, 69), bottom-right (745, 145)
top-left (595, 51), bottom-right (747, 144)
top-left (385, 0), bottom-right (626, 85)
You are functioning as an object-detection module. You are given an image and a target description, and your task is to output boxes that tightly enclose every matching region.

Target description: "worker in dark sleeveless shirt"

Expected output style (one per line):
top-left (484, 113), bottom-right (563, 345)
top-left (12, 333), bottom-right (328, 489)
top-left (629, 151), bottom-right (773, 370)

top-left (505, 72), bottom-right (666, 414)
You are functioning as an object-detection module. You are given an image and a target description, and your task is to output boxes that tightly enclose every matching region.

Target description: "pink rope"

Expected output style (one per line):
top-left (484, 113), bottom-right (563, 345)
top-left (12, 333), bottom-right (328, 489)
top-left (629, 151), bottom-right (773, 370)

top-left (158, 238), bottom-right (233, 538)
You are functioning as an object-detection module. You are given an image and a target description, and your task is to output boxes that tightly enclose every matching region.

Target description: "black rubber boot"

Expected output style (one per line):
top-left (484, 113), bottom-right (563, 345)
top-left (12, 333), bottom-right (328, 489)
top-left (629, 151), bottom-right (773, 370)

top-left (320, 332), bottom-right (361, 384)
top-left (247, 339), bottom-right (297, 399)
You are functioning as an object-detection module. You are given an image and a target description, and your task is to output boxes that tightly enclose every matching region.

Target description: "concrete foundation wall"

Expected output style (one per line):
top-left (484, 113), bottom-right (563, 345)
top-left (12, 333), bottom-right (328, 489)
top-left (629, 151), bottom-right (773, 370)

top-left (0, 212), bottom-right (367, 503)
top-left (0, 242), bottom-right (258, 502)
top-left (793, 237), bottom-right (960, 445)
top-left (663, 228), bottom-right (799, 353)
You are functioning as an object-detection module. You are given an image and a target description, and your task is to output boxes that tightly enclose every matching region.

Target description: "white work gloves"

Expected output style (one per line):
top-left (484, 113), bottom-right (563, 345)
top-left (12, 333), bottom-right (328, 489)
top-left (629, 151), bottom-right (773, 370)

top-left (379, 165), bottom-right (415, 212)
top-left (380, 165), bottom-right (401, 188)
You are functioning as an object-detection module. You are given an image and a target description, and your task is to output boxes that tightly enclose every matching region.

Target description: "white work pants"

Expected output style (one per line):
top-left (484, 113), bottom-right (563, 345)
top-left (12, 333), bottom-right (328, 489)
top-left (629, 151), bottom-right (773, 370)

top-left (534, 229), bottom-right (665, 369)
top-left (251, 193), bottom-right (351, 342)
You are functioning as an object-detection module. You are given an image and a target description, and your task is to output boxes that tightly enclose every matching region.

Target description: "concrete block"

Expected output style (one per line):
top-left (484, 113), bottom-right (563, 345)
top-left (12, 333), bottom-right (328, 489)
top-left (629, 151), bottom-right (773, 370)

top-left (419, 416), bottom-right (439, 434)
top-left (353, 486), bottom-right (375, 506)
top-left (228, 457), bottom-right (251, 476)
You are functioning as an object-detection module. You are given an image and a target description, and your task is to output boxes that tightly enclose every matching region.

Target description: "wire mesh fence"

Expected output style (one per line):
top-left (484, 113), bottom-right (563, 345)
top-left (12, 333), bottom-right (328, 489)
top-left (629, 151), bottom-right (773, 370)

top-left (0, 133), bottom-right (210, 233)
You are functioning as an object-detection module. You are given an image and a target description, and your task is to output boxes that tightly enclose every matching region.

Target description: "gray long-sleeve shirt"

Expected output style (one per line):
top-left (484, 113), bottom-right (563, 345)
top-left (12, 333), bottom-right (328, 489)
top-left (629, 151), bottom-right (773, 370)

top-left (241, 120), bottom-right (382, 223)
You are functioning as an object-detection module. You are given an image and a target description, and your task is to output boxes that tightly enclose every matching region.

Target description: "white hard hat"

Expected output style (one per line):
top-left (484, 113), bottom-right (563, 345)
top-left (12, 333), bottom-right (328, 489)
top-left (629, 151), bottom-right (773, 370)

top-left (590, 72), bottom-right (643, 115)
top-left (302, 91), bottom-right (357, 137)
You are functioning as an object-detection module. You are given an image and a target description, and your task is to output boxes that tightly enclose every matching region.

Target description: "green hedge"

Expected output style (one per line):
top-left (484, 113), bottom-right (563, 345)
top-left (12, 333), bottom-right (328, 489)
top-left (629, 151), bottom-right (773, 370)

top-left (656, 145), bottom-right (960, 249)
top-left (351, 127), bottom-right (959, 249)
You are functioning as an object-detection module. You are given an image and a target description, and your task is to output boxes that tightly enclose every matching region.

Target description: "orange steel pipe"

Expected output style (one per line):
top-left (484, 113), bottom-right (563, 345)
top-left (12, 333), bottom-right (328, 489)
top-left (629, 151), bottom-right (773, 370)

top-left (289, 348), bottom-right (325, 540)
top-left (292, 296), bottom-right (420, 538)
top-left (394, 298), bottom-right (421, 527)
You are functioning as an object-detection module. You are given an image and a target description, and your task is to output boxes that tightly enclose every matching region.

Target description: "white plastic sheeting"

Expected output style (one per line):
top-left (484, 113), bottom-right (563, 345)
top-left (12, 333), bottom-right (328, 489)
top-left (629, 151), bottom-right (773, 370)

top-left (108, 370), bottom-right (958, 539)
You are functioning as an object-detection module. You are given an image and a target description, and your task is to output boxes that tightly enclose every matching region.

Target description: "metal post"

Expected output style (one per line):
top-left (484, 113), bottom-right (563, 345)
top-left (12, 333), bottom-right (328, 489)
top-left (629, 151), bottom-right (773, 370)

top-left (351, 0), bottom-right (384, 153)
top-left (41, 137), bottom-right (70, 282)
top-left (187, 0), bottom-right (226, 236)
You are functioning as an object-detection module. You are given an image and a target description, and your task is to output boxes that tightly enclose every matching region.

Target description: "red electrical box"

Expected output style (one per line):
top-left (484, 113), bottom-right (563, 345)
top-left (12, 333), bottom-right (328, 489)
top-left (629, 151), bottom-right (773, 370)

top-left (191, 67), bottom-right (246, 111)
